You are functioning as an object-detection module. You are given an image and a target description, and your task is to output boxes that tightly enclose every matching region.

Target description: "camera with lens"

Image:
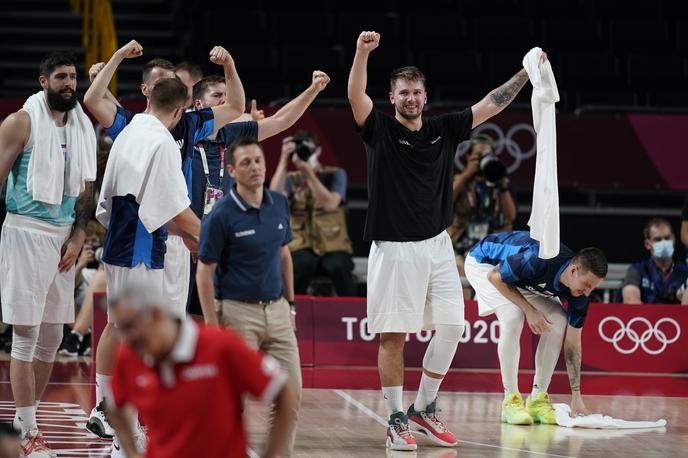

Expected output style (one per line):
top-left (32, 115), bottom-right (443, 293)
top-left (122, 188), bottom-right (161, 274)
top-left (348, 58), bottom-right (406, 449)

top-left (291, 132), bottom-right (318, 161)
top-left (471, 134), bottom-right (506, 186)
top-left (479, 151), bottom-right (506, 186)
top-left (293, 138), bottom-right (317, 161)
top-left (86, 246), bottom-right (104, 270)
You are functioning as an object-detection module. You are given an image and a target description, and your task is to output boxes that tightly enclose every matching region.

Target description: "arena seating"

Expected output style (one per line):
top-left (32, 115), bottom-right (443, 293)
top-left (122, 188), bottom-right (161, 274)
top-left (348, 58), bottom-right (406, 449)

top-left (1, 0), bottom-right (687, 110)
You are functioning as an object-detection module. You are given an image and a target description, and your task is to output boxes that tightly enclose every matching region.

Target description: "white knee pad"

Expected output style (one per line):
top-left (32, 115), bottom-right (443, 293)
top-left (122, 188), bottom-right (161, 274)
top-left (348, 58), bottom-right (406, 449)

top-left (422, 324), bottom-right (465, 375)
top-left (11, 325), bottom-right (40, 362)
top-left (34, 323), bottom-right (64, 363)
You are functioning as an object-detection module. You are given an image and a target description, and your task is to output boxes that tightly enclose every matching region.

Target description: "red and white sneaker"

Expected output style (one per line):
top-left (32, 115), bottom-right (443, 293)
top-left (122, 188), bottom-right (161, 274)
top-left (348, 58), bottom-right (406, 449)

top-left (408, 399), bottom-right (458, 447)
top-left (386, 411), bottom-right (418, 451)
top-left (21, 428), bottom-right (57, 457)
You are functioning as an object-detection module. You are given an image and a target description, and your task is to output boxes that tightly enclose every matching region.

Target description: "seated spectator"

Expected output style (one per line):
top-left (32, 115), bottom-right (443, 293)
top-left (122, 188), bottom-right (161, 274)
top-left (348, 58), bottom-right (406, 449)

top-left (270, 130), bottom-right (356, 296)
top-left (448, 134), bottom-right (517, 295)
top-left (622, 218), bottom-right (688, 304)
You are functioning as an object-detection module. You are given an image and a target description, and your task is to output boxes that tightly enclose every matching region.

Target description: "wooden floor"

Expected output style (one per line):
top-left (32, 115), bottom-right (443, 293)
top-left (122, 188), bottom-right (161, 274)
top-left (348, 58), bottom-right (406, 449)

top-left (0, 358), bottom-right (684, 457)
top-left (248, 390), bottom-right (681, 458)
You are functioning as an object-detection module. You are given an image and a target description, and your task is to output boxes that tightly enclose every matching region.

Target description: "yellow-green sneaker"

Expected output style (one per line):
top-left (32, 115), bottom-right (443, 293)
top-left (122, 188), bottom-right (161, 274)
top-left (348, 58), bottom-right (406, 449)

top-left (501, 393), bottom-right (533, 425)
top-left (526, 392), bottom-right (557, 424)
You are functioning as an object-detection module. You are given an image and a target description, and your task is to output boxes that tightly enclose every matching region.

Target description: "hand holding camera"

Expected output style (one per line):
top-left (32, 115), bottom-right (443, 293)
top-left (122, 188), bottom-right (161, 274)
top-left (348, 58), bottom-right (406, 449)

top-left (281, 136), bottom-right (296, 161)
top-left (76, 244), bottom-right (95, 271)
top-left (466, 135), bottom-right (507, 187)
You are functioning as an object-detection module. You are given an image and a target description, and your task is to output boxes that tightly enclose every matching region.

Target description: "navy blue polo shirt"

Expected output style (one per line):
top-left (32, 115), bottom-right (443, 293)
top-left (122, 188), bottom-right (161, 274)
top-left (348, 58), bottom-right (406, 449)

top-left (470, 230), bottom-right (590, 328)
top-left (103, 106), bottom-right (214, 269)
top-left (198, 185), bottom-right (292, 301)
top-left (622, 258), bottom-right (688, 304)
top-left (191, 121), bottom-right (258, 218)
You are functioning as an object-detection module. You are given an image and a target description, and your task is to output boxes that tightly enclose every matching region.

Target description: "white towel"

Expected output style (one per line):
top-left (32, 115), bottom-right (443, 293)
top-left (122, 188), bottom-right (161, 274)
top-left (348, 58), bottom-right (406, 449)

top-left (554, 403), bottom-right (667, 429)
top-left (97, 113), bottom-right (190, 233)
top-left (523, 47), bottom-right (560, 259)
top-left (22, 91), bottom-right (97, 205)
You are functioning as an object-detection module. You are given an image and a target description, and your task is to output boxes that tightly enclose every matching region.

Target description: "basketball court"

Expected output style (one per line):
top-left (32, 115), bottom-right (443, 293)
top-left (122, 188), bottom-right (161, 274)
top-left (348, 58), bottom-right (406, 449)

top-left (1, 354), bottom-right (683, 457)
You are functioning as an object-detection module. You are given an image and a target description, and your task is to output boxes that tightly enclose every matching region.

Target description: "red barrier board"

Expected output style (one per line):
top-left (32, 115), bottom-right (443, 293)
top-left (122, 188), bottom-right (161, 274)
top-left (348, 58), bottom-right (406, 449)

top-left (309, 298), bottom-right (533, 370)
top-left (582, 303), bottom-right (687, 373)
top-left (297, 298), bottom-right (688, 375)
top-left (93, 295), bottom-right (688, 375)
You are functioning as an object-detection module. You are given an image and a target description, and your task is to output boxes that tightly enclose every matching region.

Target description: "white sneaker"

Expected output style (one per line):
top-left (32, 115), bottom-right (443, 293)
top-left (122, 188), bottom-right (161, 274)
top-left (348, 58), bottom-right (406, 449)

top-left (87, 402), bottom-right (115, 438)
top-left (110, 423), bottom-right (147, 458)
top-left (134, 421), bottom-right (148, 452)
top-left (386, 412), bottom-right (417, 451)
top-left (110, 437), bottom-right (125, 458)
top-left (21, 429), bottom-right (57, 458)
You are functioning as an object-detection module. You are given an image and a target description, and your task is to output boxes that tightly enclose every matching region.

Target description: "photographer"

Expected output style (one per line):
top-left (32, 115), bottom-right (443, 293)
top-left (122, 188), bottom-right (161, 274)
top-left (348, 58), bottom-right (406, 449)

top-left (448, 134), bottom-right (517, 291)
top-left (59, 220), bottom-right (106, 357)
top-left (270, 130), bottom-right (356, 296)
top-left (74, 220), bottom-right (105, 307)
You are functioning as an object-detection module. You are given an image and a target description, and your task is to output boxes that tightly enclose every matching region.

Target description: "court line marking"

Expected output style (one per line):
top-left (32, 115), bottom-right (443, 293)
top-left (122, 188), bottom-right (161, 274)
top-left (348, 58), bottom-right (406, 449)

top-left (333, 389), bottom-right (575, 458)
top-left (317, 366), bottom-right (688, 378)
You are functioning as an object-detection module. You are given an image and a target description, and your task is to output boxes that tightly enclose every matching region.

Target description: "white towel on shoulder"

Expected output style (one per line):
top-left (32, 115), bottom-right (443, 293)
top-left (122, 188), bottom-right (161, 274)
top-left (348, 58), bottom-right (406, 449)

top-left (22, 91), bottom-right (96, 205)
top-left (97, 113), bottom-right (190, 233)
top-left (554, 403), bottom-right (667, 429)
top-left (523, 47), bottom-right (560, 259)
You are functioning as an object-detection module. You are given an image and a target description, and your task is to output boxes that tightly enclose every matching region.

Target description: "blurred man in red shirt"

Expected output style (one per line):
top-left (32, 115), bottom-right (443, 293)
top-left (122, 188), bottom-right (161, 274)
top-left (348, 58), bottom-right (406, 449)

top-left (106, 283), bottom-right (297, 458)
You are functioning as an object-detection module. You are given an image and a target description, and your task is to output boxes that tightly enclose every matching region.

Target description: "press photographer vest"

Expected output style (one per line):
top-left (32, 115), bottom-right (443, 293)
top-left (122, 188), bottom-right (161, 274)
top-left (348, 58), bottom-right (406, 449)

top-left (448, 179), bottom-right (512, 254)
top-left (287, 168), bottom-right (353, 255)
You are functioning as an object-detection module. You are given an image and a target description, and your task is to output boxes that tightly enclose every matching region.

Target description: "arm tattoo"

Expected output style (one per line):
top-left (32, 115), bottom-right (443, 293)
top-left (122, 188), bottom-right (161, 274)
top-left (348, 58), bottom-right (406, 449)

top-left (489, 69), bottom-right (529, 108)
top-left (565, 345), bottom-right (582, 391)
top-left (73, 183), bottom-right (95, 231)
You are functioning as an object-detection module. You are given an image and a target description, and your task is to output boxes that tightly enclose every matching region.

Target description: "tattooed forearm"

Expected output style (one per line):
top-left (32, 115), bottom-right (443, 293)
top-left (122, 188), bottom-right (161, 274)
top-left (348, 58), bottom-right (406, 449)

top-left (565, 344), bottom-right (582, 392)
top-left (73, 182), bottom-right (95, 231)
top-left (489, 69), bottom-right (529, 108)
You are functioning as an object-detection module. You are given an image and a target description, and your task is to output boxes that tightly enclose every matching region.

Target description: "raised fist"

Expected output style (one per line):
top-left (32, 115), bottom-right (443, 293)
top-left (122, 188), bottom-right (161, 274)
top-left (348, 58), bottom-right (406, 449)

top-left (311, 70), bottom-right (331, 92)
top-left (116, 40), bottom-right (143, 60)
top-left (356, 31), bottom-right (380, 52)
top-left (209, 46), bottom-right (232, 66)
top-left (88, 62), bottom-right (105, 82)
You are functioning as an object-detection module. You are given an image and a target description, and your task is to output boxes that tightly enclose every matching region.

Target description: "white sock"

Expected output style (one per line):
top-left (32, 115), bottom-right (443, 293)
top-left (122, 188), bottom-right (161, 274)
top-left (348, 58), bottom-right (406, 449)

top-left (382, 386), bottom-right (403, 416)
top-left (16, 406), bottom-right (37, 436)
top-left (531, 384), bottom-right (541, 399)
top-left (414, 373), bottom-right (442, 411)
top-left (95, 373), bottom-right (111, 406)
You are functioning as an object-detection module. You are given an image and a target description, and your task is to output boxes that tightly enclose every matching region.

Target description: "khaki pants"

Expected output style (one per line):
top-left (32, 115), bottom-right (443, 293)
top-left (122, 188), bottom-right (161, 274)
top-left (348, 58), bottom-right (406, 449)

top-left (216, 297), bottom-right (301, 456)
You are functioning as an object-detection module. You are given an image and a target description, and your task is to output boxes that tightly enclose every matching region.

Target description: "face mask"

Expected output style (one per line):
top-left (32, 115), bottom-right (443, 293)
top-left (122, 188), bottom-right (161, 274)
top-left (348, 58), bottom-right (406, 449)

top-left (652, 240), bottom-right (674, 259)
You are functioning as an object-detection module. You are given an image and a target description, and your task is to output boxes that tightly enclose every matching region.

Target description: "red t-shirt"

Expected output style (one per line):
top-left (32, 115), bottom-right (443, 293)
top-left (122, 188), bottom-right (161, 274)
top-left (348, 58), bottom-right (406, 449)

top-left (111, 322), bottom-right (286, 458)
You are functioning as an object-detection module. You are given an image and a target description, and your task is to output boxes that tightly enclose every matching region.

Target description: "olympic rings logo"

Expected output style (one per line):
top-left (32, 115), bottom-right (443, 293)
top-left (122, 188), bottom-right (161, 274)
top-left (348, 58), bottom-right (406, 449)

top-left (598, 316), bottom-right (681, 355)
top-left (455, 122), bottom-right (537, 173)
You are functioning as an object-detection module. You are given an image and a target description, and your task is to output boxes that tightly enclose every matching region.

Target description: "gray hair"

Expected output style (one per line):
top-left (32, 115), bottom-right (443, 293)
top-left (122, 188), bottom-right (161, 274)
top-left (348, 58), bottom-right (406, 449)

top-left (108, 282), bottom-right (166, 315)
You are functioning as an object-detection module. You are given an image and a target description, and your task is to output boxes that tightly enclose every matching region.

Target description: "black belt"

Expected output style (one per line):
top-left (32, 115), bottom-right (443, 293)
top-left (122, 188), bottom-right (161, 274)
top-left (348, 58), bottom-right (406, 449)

top-left (240, 299), bottom-right (281, 306)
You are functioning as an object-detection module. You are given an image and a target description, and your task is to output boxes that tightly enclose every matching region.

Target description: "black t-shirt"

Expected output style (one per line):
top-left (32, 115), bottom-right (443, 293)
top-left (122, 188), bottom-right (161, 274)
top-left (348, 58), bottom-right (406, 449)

top-left (357, 107), bottom-right (473, 241)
